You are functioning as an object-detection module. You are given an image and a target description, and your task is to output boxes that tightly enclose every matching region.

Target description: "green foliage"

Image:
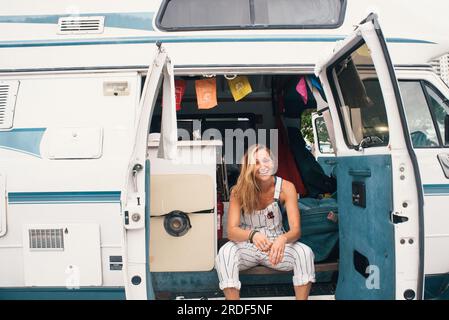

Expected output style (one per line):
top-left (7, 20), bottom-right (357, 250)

top-left (301, 109), bottom-right (314, 144)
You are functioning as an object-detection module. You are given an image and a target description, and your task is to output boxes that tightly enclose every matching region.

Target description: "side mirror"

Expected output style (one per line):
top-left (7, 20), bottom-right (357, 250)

top-left (445, 114), bottom-right (449, 145)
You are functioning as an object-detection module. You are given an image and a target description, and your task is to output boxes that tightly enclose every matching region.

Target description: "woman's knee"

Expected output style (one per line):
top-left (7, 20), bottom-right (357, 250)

top-left (294, 242), bottom-right (315, 262)
top-left (304, 243), bottom-right (315, 260)
top-left (216, 242), bottom-right (238, 265)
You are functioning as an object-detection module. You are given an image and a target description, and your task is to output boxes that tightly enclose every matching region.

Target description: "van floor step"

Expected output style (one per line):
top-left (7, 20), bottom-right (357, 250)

top-left (172, 282), bottom-right (336, 300)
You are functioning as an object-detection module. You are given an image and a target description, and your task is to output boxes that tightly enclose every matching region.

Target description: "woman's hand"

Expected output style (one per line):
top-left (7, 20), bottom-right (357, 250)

top-left (269, 235), bottom-right (287, 265)
top-left (252, 232), bottom-right (272, 252)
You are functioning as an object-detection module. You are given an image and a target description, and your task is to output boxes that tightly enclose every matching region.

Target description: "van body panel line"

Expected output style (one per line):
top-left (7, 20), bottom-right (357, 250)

top-left (423, 184), bottom-right (449, 196)
top-left (8, 191), bottom-right (121, 204)
top-left (0, 36), bottom-right (435, 49)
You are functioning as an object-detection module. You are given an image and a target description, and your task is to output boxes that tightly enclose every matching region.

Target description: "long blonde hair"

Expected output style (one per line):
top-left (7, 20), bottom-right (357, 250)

top-left (231, 144), bottom-right (274, 214)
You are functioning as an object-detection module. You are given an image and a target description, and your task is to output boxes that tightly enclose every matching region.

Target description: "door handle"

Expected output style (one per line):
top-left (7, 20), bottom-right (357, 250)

top-left (349, 169), bottom-right (371, 177)
top-left (132, 163), bottom-right (143, 192)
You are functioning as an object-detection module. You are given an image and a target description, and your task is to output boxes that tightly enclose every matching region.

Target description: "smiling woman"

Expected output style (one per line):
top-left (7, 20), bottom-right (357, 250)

top-left (215, 144), bottom-right (315, 300)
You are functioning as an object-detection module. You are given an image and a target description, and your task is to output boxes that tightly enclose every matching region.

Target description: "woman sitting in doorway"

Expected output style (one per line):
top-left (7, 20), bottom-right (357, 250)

top-left (215, 144), bottom-right (315, 300)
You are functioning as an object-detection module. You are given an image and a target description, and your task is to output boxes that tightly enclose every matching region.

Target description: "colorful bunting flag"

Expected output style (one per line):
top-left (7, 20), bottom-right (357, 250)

top-left (308, 75), bottom-right (326, 102)
top-left (175, 79), bottom-right (186, 111)
top-left (227, 76), bottom-right (253, 101)
top-left (310, 76), bottom-right (322, 91)
top-left (296, 76), bottom-right (308, 104)
top-left (195, 78), bottom-right (218, 109)
top-left (162, 79), bottom-right (186, 111)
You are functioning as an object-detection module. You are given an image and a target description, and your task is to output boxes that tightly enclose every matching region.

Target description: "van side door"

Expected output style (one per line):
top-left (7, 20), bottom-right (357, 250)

top-left (121, 45), bottom-right (177, 300)
top-left (316, 14), bottom-right (424, 300)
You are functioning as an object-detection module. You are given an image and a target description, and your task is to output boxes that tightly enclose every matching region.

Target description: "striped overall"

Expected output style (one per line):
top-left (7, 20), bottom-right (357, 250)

top-left (215, 176), bottom-right (316, 291)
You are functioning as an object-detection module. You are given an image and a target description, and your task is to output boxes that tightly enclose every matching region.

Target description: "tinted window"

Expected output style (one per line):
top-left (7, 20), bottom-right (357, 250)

top-left (399, 81), bottom-right (439, 147)
top-left (425, 84), bottom-right (449, 146)
top-left (158, 0), bottom-right (345, 30)
top-left (159, 0), bottom-right (251, 29)
top-left (332, 43), bottom-right (389, 148)
top-left (254, 0), bottom-right (343, 26)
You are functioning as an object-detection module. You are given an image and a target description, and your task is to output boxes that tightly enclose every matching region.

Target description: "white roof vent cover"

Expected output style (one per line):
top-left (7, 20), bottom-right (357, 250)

top-left (57, 16), bottom-right (105, 34)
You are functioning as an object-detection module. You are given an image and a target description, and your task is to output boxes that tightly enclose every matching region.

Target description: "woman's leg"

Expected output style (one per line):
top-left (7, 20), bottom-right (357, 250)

top-left (288, 242), bottom-right (315, 300)
top-left (261, 242), bottom-right (315, 300)
top-left (215, 242), bottom-right (258, 300)
top-left (223, 288), bottom-right (240, 300)
top-left (294, 282), bottom-right (312, 300)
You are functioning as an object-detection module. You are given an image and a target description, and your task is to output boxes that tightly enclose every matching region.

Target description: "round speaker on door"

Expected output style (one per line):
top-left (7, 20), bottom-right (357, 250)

top-left (163, 210), bottom-right (192, 237)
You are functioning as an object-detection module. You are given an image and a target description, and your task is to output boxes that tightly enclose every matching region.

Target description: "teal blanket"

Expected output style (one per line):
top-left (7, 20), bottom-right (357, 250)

top-left (282, 197), bottom-right (339, 262)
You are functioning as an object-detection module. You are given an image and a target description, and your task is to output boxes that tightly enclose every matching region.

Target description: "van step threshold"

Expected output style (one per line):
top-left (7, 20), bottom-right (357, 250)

top-left (176, 295), bottom-right (335, 300)
top-left (171, 282), bottom-right (336, 300)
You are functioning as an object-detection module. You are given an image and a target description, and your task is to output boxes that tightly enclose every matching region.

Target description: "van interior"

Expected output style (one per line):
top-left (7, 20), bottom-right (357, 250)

top-left (148, 73), bottom-right (340, 298)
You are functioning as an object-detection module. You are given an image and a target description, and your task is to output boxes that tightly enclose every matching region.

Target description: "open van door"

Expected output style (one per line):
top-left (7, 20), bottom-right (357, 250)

top-left (316, 13), bottom-right (424, 299)
top-left (120, 44), bottom-right (177, 300)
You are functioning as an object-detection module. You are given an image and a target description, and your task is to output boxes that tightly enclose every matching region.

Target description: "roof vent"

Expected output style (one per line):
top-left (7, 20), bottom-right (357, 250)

top-left (57, 16), bottom-right (105, 34)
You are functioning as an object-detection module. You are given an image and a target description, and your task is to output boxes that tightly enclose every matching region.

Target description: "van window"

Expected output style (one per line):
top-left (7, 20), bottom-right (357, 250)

top-left (424, 84), bottom-right (449, 146)
top-left (157, 0), bottom-right (346, 31)
top-left (363, 80), bottom-right (446, 148)
top-left (330, 43), bottom-right (389, 148)
top-left (315, 116), bottom-right (334, 153)
top-left (253, 0), bottom-right (344, 27)
top-left (399, 81), bottom-right (439, 148)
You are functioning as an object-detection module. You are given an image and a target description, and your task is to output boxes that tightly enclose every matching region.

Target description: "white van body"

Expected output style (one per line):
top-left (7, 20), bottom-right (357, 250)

top-left (1, 0), bottom-right (449, 300)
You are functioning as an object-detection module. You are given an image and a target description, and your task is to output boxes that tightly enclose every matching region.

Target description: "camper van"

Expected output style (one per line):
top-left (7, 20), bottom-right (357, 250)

top-left (1, 0), bottom-right (449, 300)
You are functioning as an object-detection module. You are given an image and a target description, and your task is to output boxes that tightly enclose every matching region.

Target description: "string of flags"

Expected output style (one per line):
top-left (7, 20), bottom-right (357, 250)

top-left (170, 75), bottom-right (324, 111)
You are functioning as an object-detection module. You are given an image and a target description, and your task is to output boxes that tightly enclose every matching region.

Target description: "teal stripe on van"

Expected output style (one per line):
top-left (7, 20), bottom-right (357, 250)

top-left (0, 128), bottom-right (46, 158)
top-left (8, 191), bottom-right (121, 204)
top-left (0, 12), bottom-right (154, 31)
top-left (0, 35), bottom-right (435, 49)
top-left (0, 287), bottom-right (125, 300)
top-left (423, 184), bottom-right (449, 196)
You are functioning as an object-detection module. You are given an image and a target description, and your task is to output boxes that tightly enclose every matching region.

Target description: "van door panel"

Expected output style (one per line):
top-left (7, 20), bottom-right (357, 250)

top-left (150, 174), bottom-right (214, 216)
top-left (149, 214), bottom-right (215, 272)
top-left (336, 155), bottom-right (395, 299)
top-left (149, 174), bottom-right (216, 272)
